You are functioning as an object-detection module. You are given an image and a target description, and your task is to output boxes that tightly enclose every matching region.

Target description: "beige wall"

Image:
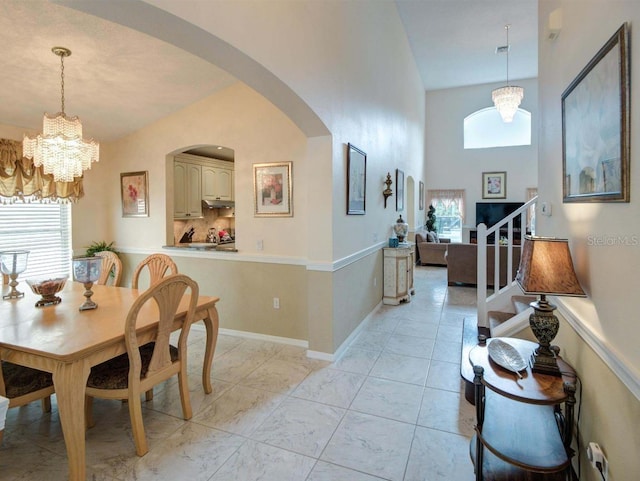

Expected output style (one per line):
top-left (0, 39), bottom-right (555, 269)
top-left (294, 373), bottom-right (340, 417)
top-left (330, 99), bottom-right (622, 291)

top-left (537, 1), bottom-right (640, 479)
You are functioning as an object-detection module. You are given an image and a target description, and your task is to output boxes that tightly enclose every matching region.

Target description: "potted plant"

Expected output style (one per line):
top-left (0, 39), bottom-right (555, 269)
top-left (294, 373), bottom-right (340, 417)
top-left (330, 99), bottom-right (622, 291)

top-left (426, 205), bottom-right (437, 233)
top-left (85, 241), bottom-right (117, 257)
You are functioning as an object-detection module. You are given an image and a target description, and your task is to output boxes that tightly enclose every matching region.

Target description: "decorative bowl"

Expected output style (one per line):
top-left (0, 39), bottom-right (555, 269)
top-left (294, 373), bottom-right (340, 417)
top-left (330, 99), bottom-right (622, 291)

top-left (26, 276), bottom-right (67, 307)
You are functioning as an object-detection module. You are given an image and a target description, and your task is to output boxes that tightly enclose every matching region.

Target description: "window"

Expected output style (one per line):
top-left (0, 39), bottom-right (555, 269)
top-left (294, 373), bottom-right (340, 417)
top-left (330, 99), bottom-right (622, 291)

top-left (526, 187), bottom-right (538, 234)
top-left (0, 203), bottom-right (72, 279)
top-left (426, 189), bottom-right (465, 243)
top-left (464, 107), bottom-right (531, 149)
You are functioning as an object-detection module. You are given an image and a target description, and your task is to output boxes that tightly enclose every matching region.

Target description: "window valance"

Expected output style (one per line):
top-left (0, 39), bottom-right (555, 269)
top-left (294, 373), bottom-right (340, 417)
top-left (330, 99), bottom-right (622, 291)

top-left (0, 138), bottom-right (83, 203)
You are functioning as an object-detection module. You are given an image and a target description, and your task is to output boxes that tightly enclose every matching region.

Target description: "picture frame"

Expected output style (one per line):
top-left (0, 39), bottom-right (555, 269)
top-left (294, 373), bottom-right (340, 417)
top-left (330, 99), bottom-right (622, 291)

top-left (396, 169), bottom-right (404, 211)
top-left (253, 162), bottom-right (293, 217)
top-left (482, 171), bottom-right (507, 199)
top-left (562, 23), bottom-right (630, 203)
top-left (347, 143), bottom-right (366, 215)
top-left (120, 171), bottom-right (149, 217)
top-left (419, 181), bottom-right (424, 210)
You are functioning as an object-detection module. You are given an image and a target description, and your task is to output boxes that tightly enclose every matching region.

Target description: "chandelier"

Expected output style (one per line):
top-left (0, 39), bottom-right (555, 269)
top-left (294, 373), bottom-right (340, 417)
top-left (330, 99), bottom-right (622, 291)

top-left (23, 47), bottom-right (99, 182)
top-left (492, 25), bottom-right (524, 123)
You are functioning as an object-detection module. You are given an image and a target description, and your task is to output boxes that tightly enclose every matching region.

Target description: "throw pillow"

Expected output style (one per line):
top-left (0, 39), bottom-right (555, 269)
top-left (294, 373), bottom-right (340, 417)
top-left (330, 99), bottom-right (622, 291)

top-left (427, 232), bottom-right (436, 243)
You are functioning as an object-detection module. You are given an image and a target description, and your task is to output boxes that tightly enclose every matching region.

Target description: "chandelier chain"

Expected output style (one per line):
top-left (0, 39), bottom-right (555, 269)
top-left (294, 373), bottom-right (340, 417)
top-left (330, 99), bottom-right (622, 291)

top-left (505, 24), bottom-right (510, 86)
top-left (60, 52), bottom-right (65, 114)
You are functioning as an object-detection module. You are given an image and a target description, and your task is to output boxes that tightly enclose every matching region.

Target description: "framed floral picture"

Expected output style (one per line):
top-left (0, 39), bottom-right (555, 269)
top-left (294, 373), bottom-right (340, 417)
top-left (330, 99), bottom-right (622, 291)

top-left (120, 171), bottom-right (148, 217)
top-left (482, 171), bottom-right (506, 199)
top-left (253, 162), bottom-right (293, 217)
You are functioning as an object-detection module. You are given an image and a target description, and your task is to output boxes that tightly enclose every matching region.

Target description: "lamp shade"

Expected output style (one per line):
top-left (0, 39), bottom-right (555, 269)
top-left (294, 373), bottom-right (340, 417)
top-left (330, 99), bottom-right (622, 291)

top-left (516, 236), bottom-right (586, 297)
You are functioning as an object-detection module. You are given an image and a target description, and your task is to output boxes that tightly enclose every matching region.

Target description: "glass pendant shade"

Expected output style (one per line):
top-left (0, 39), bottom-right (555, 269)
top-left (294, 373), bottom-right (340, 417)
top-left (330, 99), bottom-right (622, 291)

top-left (492, 86), bottom-right (524, 123)
top-left (23, 47), bottom-right (99, 183)
top-left (492, 25), bottom-right (524, 123)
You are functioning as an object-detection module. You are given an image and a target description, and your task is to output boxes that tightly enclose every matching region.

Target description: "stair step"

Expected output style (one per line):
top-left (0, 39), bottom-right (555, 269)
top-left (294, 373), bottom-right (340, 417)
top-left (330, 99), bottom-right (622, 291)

top-left (511, 295), bottom-right (536, 314)
top-left (488, 310), bottom-right (514, 332)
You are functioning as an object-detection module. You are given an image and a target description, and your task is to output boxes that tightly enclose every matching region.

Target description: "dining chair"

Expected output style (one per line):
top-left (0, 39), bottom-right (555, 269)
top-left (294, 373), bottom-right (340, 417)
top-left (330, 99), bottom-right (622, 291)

top-left (131, 253), bottom-right (178, 290)
top-left (0, 360), bottom-right (55, 418)
top-left (0, 395), bottom-right (7, 445)
top-left (85, 273), bottom-right (199, 456)
top-left (95, 251), bottom-right (123, 287)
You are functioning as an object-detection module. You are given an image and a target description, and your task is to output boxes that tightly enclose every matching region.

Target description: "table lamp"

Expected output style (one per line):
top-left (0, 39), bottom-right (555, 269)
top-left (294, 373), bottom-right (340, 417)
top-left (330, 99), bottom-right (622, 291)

top-left (1, 251), bottom-right (29, 300)
top-left (516, 236), bottom-right (586, 376)
top-left (72, 256), bottom-right (102, 310)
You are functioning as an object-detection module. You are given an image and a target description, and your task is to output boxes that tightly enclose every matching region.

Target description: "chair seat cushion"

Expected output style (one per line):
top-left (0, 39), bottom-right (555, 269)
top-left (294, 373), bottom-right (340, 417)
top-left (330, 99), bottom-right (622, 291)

top-left (87, 343), bottom-right (179, 390)
top-left (2, 362), bottom-right (53, 399)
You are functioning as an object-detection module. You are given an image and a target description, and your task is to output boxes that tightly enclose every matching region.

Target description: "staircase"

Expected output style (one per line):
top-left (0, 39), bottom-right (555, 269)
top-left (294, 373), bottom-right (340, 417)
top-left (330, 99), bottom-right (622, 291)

top-left (460, 197), bottom-right (538, 403)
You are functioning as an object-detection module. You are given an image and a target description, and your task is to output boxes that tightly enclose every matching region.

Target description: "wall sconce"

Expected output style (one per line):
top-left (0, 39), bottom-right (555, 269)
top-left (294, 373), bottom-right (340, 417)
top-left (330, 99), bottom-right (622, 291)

top-left (383, 172), bottom-right (393, 208)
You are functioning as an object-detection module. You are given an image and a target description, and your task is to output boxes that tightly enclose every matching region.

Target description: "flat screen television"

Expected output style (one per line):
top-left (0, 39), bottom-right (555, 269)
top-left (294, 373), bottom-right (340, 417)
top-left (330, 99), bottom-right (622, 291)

top-left (476, 202), bottom-right (524, 229)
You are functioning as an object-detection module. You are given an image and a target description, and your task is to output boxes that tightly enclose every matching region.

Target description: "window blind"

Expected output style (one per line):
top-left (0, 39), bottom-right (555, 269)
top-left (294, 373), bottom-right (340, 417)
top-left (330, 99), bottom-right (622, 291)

top-left (0, 203), bottom-right (72, 280)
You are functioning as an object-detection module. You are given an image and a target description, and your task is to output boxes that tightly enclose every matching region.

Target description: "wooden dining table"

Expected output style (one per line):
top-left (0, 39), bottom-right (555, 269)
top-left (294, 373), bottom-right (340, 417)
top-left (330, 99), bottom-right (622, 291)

top-left (0, 280), bottom-right (220, 481)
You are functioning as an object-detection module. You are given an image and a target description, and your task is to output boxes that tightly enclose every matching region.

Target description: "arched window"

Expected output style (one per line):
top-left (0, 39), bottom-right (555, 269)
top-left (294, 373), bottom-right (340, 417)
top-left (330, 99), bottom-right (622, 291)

top-left (464, 107), bottom-right (531, 149)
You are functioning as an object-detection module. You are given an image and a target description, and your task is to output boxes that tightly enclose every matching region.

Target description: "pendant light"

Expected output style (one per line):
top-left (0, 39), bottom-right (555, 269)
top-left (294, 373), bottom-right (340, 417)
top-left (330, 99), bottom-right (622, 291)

top-left (492, 25), bottom-right (524, 123)
top-left (23, 47), bottom-right (99, 182)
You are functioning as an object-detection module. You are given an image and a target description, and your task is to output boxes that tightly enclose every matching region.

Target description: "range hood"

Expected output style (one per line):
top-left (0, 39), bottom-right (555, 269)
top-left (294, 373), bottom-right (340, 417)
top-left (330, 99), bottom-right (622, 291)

top-left (202, 199), bottom-right (235, 209)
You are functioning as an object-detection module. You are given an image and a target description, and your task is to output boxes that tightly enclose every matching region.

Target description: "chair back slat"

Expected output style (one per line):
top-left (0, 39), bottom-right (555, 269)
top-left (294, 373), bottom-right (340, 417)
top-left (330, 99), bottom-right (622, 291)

top-left (131, 254), bottom-right (178, 290)
top-left (95, 251), bottom-right (123, 287)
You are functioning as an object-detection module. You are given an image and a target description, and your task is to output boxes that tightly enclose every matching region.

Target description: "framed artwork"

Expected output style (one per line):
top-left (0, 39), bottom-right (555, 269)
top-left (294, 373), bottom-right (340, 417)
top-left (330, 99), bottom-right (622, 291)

top-left (120, 171), bottom-right (148, 217)
top-left (562, 23), bottom-right (630, 203)
top-left (396, 169), bottom-right (404, 211)
top-left (419, 181), bottom-right (425, 210)
top-left (253, 162), bottom-right (293, 217)
top-left (347, 143), bottom-right (366, 215)
top-left (482, 171), bottom-right (507, 199)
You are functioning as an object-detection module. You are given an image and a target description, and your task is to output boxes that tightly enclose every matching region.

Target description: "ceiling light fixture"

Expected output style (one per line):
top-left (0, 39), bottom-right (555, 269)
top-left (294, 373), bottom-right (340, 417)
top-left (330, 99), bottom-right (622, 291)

top-left (492, 25), bottom-right (524, 123)
top-left (23, 47), bottom-right (99, 182)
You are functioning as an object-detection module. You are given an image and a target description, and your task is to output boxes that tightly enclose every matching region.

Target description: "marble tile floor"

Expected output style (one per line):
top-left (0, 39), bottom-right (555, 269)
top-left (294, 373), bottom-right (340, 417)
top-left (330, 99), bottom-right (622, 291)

top-left (1, 266), bottom-right (479, 481)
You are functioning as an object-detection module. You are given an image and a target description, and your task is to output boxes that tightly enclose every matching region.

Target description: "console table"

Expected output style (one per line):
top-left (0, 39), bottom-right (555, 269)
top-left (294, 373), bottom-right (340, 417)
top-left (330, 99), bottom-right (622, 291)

top-left (382, 245), bottom-right (414, 305)
top-left (469, 338), bottom-right (577, 481)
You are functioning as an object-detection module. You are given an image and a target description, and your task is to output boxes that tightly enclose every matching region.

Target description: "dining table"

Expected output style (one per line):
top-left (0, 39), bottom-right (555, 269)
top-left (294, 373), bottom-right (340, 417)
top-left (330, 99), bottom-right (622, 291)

top-left (0, 280), bottom-right (220, 481)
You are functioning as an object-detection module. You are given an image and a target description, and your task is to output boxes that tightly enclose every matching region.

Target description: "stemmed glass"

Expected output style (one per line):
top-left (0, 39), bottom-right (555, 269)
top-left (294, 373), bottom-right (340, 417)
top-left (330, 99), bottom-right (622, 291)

top-left (72, 256), bottom-right (102, 310)
top-left (1, 251), bottom-right (29, 300)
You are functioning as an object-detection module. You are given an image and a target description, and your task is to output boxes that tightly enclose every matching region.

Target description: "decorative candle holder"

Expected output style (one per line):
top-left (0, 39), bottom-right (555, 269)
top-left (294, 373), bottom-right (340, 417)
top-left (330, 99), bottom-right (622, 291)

top-left (0, 251), bottom-right (29, 300)
top-left (72, 256), bottom-right (102, 311)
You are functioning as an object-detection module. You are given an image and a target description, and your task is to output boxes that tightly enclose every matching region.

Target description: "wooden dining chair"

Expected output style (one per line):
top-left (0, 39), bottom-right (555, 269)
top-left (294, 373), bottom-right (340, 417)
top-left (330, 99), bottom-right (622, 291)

top-left (85, 274), bottom-right (199, 456)
top-left (0, 395), bottom-right (8, 445)
top-left (0, 360), bottom-right (55, 417)
top-left (131, 253), bottom-right (178, 290)
top-left (95, 251), bottom-right (123, 287)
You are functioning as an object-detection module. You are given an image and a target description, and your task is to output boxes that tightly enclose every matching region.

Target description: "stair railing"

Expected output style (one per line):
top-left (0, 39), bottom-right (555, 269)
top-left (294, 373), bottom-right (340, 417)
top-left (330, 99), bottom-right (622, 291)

top-left (477, 196), bottom-right (537, 328)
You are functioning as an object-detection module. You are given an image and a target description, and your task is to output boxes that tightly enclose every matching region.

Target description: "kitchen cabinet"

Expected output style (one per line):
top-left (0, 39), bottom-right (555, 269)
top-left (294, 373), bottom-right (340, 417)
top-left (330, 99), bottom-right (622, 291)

top-left (174, 154), bottom-right (234, 219)
top-left (202, 165), bottom-right (233, 201)
top-left (174, 161), bottom-right (202, 219)
top-left (383, 245), bottom-right (415, 305)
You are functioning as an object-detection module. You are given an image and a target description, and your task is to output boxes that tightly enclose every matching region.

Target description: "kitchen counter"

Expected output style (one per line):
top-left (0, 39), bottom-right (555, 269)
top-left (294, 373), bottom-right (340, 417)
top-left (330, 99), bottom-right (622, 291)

top-left (163, 242), bottom-right (237, 252)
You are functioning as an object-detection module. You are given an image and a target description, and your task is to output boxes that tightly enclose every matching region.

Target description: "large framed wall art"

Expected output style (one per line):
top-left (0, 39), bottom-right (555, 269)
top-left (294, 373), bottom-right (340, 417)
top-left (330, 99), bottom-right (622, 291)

top-left (562, 23), bottom-right (630, 203)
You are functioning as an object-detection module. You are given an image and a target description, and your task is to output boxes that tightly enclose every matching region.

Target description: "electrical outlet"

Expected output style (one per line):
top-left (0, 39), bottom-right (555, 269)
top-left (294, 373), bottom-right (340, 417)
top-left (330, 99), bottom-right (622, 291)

top-left (587, 442), bottom-right (609, 481)
top-left (256, 240), bottom-right (264, 251)
top-left (373, 232), bottom-right (379, 242)
top-left (273, 297), bottom-right (280, 309)
top-left (541, 202), bottom-right (552, 216)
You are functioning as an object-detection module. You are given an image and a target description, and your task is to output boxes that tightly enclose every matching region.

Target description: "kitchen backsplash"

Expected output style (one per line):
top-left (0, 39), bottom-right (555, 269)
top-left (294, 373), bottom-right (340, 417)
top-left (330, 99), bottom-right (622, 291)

top-left (173, 210), bottom-right (235, 244)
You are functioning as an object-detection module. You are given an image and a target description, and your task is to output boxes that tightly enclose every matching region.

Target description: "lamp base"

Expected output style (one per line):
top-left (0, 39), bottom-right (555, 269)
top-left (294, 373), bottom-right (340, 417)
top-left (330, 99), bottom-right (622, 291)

top-left (529, 295), bottom-right (562, 377)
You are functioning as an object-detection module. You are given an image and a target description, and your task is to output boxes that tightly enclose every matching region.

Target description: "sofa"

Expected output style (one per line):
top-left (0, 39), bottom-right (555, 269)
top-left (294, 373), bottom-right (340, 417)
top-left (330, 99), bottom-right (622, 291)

top-left (415, 230), bottom-right (450, 266)
top-left (445, 243), bottom-right (521, 287)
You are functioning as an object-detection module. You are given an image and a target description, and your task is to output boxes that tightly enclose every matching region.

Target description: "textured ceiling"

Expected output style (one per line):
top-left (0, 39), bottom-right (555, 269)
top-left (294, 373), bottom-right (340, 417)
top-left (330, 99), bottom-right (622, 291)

top-left (0, 0), bottom-right (538, 143)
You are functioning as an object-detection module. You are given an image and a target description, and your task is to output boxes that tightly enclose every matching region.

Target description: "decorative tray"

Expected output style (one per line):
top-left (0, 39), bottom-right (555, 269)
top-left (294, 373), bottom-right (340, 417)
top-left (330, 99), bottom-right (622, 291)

top-left (488, 338), bottom-right (527, 378)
